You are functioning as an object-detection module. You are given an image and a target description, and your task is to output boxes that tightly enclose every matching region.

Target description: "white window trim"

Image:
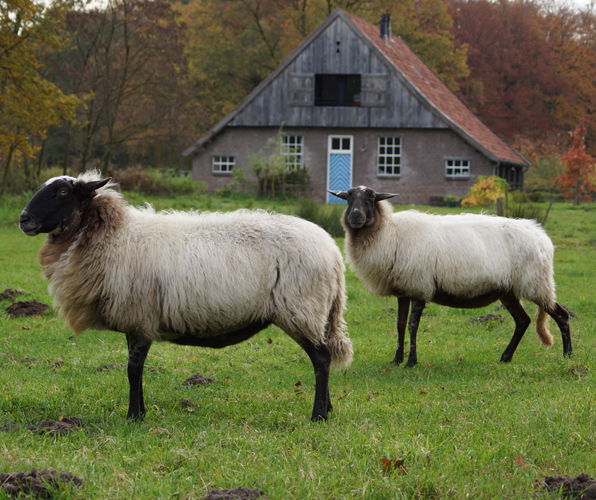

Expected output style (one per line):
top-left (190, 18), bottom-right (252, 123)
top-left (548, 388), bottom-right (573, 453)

top-left (280, 135), bottom-right (304, 171)
top-left (445, 157), bottom-right (470, 178)
top-left (377, 136), bottom-right (401, 177)
top-left (212, 154), bottom-right (236, 175)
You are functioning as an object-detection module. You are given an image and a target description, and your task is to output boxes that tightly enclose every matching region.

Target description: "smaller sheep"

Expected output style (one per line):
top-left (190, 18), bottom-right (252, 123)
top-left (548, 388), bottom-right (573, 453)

top-left (330, 186), bottom-right (572, 366)
top-left (19, 173), bottom-right (353, 422)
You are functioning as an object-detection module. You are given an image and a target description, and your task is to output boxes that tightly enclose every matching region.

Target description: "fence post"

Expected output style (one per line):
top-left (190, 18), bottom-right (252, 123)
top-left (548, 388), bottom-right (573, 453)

top-left (497, 197), bottom-right (504, 216)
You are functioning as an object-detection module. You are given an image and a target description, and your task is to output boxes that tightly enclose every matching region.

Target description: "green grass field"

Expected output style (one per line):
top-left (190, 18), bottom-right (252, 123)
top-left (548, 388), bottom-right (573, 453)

top-left (1, 193), bottom-right (595, 499)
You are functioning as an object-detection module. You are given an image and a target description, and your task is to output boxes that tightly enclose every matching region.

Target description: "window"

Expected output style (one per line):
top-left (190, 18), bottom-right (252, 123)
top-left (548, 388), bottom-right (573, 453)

top-left (280, 135), bottom-right (304, 170)
top-left (315, 74), bottom-right (361, 107)
top-left (445, 158), bottom-right (470, 178)
top-left (377, 137), bottom-right (401, 176)
top-left (212, 155), bottom-right (235, 173)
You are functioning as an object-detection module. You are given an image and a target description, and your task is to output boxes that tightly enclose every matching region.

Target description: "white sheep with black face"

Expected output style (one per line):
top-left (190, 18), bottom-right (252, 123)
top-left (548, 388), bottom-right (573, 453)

top-left (330, 186), bottom-right (572, 367)
top-left (20, 171), bottom-right (353, 421)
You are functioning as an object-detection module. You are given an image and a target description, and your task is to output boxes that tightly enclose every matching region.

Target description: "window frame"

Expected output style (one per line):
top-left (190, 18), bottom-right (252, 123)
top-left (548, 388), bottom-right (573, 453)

top-left (211, 154), bottom-right (236, 175)
top-left (280, 135), bottom-right (304, 171)
top-left (445, 157), bottom-right (470, 179)
top-left (376, 136), bottom-right (402, 177)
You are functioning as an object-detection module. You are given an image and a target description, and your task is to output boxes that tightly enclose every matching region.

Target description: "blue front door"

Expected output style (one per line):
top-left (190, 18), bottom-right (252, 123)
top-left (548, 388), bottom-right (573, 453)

top-left (327, 136), bottom-right (353, 203)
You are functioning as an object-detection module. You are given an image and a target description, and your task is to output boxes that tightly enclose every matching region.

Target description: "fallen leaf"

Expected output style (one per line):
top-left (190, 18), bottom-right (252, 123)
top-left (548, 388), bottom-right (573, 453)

top-left (267, 338), bottom-right (273, 344)
top-left (381, 458), bottom-right (407, 475)
top-left (419, 389), bottom-right (427, 395)
top-left (573, 364), bottom-right (587, 375)
top-left (295, 381), bottom-right (302, 387)
top-left (515, 453), bottom-right (527, 468)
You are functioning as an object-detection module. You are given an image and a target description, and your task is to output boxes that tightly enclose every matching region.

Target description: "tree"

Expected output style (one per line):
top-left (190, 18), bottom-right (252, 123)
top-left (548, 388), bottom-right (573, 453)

top-left (0, 0), bottom-right (79, 194)
top-left (541, 2), bottom-right (596, 153)
top-left (449, 0), bottom-right (571, 139)
top-left (44, 0), bottom-right (199, 173)
top-left (554, 119), bottom-right (596, 204)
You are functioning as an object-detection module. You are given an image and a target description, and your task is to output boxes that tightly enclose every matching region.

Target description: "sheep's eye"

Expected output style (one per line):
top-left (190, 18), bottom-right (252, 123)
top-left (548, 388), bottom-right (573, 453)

top-left (58, 188), bottom-right (69, 197)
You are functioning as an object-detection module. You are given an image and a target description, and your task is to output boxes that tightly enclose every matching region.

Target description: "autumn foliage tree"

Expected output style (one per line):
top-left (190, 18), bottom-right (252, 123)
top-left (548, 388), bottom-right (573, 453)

top-left (0, 0), bottom-right (79, 194)
top-left (448, 0), bottom-right (569, 139)
top-left (43, 0), bottom-right (200, 173)
top-left (554, 119), bottom-right (596, 204)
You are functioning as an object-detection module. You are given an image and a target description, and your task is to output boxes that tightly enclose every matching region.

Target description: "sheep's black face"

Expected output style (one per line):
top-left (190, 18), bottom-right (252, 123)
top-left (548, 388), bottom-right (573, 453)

top-left (19, 177), bottom-right (110, 236)
top-left (329, 186), bottom-right (397, 229)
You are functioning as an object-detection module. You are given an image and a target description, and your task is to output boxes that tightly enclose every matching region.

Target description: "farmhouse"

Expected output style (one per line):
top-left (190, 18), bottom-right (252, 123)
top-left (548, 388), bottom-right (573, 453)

top-left (183, 9), bottom-right (529, 204)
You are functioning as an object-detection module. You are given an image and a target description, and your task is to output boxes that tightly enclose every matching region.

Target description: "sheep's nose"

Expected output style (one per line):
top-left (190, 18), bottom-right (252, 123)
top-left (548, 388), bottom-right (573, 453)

top-left (19, 212), bottom-right (30, 224)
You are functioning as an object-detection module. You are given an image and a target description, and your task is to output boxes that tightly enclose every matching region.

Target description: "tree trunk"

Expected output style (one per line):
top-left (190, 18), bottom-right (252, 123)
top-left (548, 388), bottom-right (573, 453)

top-left (0, 145), bottom-right (16, 196)
top-left (37, 138), bottom-right (47, 179)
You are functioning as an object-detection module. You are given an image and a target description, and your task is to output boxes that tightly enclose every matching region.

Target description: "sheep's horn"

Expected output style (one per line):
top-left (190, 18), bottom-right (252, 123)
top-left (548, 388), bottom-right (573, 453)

top-left (375, 192), bottom-right (398, 201)
top-left (328, 190), bottom-right (348, 200)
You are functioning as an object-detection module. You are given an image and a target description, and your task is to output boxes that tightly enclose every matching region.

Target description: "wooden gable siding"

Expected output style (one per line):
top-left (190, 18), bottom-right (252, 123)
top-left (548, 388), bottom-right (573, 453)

top-left (228, 17), bottom-right (446, 130)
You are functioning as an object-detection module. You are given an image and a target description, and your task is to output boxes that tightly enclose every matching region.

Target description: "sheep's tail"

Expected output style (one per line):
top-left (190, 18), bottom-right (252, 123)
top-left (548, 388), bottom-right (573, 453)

top-left (326, 276), bottom-right (353, 370)
top-left (535, 307), bottom-right (554, 348)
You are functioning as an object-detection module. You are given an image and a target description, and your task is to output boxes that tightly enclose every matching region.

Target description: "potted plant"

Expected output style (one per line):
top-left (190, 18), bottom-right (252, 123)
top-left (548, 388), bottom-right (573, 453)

top-left (444, 194), bottom-right (461, 207)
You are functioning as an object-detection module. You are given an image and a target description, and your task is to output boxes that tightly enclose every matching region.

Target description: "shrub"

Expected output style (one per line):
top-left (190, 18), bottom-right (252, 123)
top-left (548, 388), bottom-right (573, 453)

top-left (109, 166), bottom-right (206, 196)
top-left (461, 176), bottom-right (509, 207)
top-left (295, 199), bottom-right (345, 237)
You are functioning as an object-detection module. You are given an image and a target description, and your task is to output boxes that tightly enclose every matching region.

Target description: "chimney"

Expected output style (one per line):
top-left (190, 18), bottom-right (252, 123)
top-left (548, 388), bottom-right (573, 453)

top-left (380, 13), bottom-right (391, 42)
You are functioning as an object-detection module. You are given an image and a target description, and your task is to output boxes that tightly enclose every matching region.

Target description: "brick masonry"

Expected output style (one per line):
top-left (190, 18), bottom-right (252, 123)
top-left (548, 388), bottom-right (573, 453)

top-left (192, 126), bottom-right (495, 205)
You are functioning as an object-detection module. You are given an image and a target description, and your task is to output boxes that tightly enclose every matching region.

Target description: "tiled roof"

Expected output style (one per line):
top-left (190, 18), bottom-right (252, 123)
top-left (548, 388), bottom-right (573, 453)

top-left (345, 11), bottom-right (528, 166)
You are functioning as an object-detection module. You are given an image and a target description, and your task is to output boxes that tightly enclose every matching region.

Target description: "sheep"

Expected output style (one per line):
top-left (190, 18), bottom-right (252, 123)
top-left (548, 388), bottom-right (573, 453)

top-left (329, 186), bottom-right (572, 367)
top-left (19, 172), bottom-right (353, 421)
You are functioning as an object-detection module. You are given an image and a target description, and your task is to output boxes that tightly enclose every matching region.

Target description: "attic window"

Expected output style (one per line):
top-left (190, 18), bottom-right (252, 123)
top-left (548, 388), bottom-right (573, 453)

top-left (315, 74), bottom-right (361, 107)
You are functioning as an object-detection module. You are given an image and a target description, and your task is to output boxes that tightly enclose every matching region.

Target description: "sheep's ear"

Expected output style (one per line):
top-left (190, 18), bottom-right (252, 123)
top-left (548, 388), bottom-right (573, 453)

top-left (328, 190), bottom-right (348, 200)
top-left (375, 192), bottom-right (398, 201)
top-left (78, 178), bottom-right (111, 198)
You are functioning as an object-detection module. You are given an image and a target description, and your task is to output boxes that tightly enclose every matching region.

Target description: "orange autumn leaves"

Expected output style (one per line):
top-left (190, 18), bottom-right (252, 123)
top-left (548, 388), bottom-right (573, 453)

top-left (554, 119), bottom-right (596, 203)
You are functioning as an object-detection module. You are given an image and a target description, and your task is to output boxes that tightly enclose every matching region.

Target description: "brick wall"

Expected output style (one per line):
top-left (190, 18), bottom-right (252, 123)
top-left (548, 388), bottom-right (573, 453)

top-left (192, 126), bottom-right (496, 205)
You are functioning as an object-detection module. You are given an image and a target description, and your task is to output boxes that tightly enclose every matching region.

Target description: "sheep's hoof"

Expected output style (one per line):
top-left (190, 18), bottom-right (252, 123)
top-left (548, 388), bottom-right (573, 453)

top-left (311, 414), bottom-right (328, 423)
top-left (391, 357), bottom-right (404, 365)
top-left (499, 354), bottom-right (513, 363)
top-left (405, 359), bottom-right (417, 368)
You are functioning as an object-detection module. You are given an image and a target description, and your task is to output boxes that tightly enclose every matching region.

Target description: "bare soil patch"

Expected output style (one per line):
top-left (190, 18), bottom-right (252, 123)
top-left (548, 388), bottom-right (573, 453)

top-left (0, 288), bottom-right (25, 301)
top-left (6, 300), bottom-right (49, 318)
top-left (33, 417), bottom-right (84, 437)
top-left (541, 474), bottom-right (596, 499)
top-left (469, 313), bottom-right (504, 323)
top-left (0, 468), bottom-right (83, 498)
top-left (96, 363), bottom-right (125, 372)
top-left (183, 373), bottom-right (217, 386)
top-left (179, 399), bottom-right (198, 410)
top-left (203, 487), bottom-right (269, 500)
top-left (1, 417), bottom-right (85, 437)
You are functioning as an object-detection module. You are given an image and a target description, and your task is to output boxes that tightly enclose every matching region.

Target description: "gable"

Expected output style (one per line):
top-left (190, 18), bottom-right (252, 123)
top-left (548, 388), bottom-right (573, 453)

top-left (227, 17), bottom-right (446, 129)
top-left (185, 9), bottom-right (527, 168)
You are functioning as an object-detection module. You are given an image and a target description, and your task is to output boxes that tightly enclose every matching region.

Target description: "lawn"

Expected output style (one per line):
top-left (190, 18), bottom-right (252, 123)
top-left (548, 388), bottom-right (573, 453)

top-left (0, 192), bottom-right (595, 499)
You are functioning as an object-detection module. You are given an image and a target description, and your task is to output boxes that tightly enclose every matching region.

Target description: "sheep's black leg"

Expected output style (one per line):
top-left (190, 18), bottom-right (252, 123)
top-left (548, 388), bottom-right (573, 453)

top-left (299, 338), bottom-right (332, 422)
top-left (499, 292), bottom-right (531, 362)
top-left (405, 300), bottom-right (425, 368)
top-left (392, 297), bottom-right (410, 365)
top-left (546, 302), bottom-right (572, 357)
top-left (126, 334), bottom-right (152, 420)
